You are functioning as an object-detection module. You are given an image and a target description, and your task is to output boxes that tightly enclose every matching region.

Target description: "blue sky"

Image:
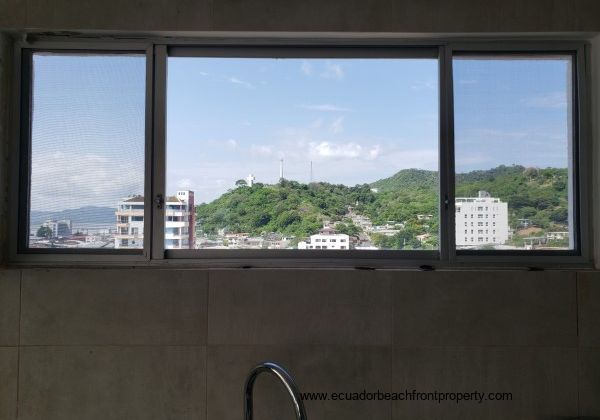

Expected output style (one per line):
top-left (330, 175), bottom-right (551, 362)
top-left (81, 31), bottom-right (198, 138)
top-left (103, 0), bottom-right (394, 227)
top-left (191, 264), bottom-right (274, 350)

top-left (167, 57), bottom-right (440, 203)
top-left (29, 53), bottom-right (571, 210)
top-left (30, 53), bottom-right (145, 212)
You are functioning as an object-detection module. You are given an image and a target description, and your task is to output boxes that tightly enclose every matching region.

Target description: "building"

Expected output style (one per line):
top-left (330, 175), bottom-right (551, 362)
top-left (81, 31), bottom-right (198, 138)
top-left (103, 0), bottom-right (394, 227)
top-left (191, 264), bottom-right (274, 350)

top-left (455, 191), bottom-right (509, 247)
top-left (41, 219), bottom-right (72, 238)
top-left (114, 195), bottom-right (144, 249)
top-left (115, 191), bottom-right (195, 249)
top-left (167, 190), bottom-right (196, 249)
top-left (297, 227), bottom-right (350, 250)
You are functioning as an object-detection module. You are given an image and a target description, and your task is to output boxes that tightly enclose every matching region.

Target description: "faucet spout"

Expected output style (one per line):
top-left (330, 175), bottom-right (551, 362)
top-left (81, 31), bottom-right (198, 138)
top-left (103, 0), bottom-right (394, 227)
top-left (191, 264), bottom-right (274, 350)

top-left (244, 362), bottom-right (307, 420)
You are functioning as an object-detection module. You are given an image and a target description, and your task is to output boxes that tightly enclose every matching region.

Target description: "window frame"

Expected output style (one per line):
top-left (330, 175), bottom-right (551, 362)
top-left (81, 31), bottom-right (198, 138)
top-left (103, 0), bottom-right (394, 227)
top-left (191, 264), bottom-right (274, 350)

top-left (7, 37), bottom-right (593, 268)
top-left (8, 41), bottom-right (155, 263)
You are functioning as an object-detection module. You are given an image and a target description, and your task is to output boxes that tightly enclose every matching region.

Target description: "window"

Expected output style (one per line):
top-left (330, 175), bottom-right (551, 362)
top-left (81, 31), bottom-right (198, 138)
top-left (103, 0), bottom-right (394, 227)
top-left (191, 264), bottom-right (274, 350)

top-left (11, 41), bottom-right (589, 266)
top-left (167, 54), bottom-right (439, 251)
top-left (454, 53), bottom-right (576, 252)
top-left (23, 51), bottom-right (146, 251)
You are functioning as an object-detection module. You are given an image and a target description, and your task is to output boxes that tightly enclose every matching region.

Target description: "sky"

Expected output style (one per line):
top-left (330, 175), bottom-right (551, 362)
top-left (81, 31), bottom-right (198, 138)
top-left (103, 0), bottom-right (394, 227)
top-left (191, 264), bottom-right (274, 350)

top-left (29, 53), bottom-right (572, 210)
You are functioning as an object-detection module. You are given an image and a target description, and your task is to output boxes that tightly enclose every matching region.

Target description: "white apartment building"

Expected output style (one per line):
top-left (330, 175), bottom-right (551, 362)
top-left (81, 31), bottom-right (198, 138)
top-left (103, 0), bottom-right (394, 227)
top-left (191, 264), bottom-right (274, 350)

top-left (455, 191), bottom-right (509, 247)
top-left (298, 227), bottom-right (350, 250)
top-left (115, 191), bottom-right (195, 249)
top-left (115, 195), bottom-right (145, 249)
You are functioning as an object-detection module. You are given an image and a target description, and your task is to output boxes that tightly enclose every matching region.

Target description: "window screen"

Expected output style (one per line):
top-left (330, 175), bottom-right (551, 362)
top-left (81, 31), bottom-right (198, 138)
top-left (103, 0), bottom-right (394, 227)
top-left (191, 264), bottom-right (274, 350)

top-left (453, 54), bottom-right (574, 251)
top-left (27, 52), bottom-right (146, 250)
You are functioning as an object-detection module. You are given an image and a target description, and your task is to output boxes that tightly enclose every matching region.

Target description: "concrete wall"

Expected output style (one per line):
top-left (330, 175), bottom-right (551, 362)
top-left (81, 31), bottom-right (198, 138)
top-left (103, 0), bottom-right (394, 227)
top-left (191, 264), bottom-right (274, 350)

top-left (0, 0), bottom-right (600, 33)
top-left (594, 34), bottom-right (600, 268)
top-left (0, 268), bottom-right (597, 420)
top-left (1, 1), bottom-right (600, 420)
top-left (0, 33), bottom-right (11, 265)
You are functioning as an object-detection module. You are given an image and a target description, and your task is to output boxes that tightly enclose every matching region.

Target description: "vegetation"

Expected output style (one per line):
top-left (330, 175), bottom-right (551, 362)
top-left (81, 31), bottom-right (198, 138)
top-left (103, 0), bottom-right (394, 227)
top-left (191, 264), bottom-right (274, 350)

top-left (195, 165), bottom-right (569, 249)
top-left (36, 225), bottom-right (53, 238)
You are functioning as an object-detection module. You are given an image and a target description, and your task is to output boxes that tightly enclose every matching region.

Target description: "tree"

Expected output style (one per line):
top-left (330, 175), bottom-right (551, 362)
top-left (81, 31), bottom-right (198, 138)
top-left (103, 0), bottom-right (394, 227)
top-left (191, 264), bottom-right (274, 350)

top-left (235, 179), bottom-right (247, 187)
top-left (37, 225), bottom-right (53, 238)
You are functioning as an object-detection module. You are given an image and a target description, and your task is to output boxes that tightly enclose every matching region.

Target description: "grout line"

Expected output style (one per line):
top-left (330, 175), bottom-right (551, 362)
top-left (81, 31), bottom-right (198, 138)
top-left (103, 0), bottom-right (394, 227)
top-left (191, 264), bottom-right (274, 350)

top-left (575, 272), bottom-right (580, 339)
top-left (205, 270), bottom-right (210, 420)
top-left (389, 276), bottom-right (394, 420)
top-left (15, 269), bottom-right (22, 419)
top-left (575, 272), bottom-right (581, 417)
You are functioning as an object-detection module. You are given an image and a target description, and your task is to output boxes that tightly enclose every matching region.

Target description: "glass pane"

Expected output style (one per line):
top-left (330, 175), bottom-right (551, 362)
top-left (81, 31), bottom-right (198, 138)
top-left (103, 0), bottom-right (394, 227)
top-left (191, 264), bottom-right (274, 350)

top-left (28, 53), bottom-right (146, 249)
top-left (167, 57), bottom-right (439, 250)
top-left (453, 55), bottom-right (574, 251)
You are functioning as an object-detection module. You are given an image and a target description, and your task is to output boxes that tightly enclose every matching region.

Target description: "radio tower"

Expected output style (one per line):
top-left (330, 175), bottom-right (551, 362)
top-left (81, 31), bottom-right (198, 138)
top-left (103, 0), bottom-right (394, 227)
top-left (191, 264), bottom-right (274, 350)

top-left (310, 161), bottom-right (313, 183)
top-left (279, 158), bottom-right (284, 182)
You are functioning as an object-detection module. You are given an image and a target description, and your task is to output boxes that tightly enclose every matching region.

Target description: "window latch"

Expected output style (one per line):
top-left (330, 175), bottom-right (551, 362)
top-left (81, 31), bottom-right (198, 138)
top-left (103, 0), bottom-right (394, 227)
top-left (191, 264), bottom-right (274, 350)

top-left (444, 194), bottom-right (449, 209)
top-left (154, 194), bottom-right (165, 209)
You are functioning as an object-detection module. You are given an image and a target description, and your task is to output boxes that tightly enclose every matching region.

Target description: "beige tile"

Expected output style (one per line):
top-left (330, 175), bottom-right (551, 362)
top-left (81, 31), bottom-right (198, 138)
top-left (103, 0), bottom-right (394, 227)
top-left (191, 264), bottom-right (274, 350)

top-left (0, 270), bottom-right (20, 346)
top-left (392, 347), bottom-right (578, 420)
top-left (578, 272), bottom-right (600, 346)
top-left (391, 271), bottom-right (577, 347)
top-left (211, 0), bottom-right (394, 32)
top-left (579, 348), bottom-right (600, 416)
top-left (0, 347), bottom-right (18, 420)
top-left (21, 269), bottom-right (208, 345)
top-left (26, 0), bottom-right (211, 31)
top-left (18, 345), bottom-right (206, 420)
top-left (207, 344), bottom-right (391, 420)
top-left (208, 269), bottom-right (391, 345)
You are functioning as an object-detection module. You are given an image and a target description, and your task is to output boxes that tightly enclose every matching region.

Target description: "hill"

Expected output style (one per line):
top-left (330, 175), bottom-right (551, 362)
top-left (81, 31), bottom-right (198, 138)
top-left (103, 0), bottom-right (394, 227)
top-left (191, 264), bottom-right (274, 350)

top-left (195, 165), bottom-right (569, 247)
top-left (30, 206), bottom-right (116, 227)
top-left (196, 180), bottom-right (376, 238)
top-left (371, 168), bottom-right (438, 193)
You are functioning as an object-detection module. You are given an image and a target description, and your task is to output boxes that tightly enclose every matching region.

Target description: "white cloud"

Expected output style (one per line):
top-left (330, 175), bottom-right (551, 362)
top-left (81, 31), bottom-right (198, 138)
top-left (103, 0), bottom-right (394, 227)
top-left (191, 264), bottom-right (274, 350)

top-left (320, 62), bottom-right (344, 80)
top-left (225, 139), bottom-right (238, 150)
top-left (309, 141), bottom-right (380, 161)
top-left (30, 152), bottom-right (144, 210)
top-left (301, 60), bottom-right (313, 76)
top-left (229, 77), bottom-right (255, 89)
top-left (329, 116), bottom-right (344, 134)
top-left (298, 104), bottom-right (352, 112)
top-left (198, 71), bottom-right (209, 76)
top-left (522, 91), bottom-right (567, 109)
top-left (205, 138), bottom-right (239, 151)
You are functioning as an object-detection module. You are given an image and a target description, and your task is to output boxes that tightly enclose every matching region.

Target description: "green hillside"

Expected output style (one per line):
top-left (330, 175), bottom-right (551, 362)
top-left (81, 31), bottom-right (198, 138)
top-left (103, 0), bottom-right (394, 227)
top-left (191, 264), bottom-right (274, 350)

top-left (196, 165), bottom-right (569, 249)
top-left (370, 168), bottom-right (438, 193)
top-left (196, 180), bottom-right (376, 238)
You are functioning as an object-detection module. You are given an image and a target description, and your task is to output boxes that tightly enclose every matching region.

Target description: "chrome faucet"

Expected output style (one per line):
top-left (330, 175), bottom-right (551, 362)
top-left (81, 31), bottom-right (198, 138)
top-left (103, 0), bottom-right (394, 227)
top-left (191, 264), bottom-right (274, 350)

top-left (244, 362), bottom-right (307, 420)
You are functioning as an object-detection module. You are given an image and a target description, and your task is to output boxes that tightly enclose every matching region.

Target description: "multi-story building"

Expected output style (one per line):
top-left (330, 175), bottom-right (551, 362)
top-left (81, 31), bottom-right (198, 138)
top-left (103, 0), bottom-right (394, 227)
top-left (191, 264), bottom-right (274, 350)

top-left (41, 219), bottom-right (72, 238)
top-left (115, 195), bottom-right (145, 249)
top-left (115, 191), bottom-right (195, 249)
top-left (455, 191), bottom-right (509, 247)
top-left (165, 191), bottom-right (195, 249)
top-left (298, 227), bottom-right (350, 250)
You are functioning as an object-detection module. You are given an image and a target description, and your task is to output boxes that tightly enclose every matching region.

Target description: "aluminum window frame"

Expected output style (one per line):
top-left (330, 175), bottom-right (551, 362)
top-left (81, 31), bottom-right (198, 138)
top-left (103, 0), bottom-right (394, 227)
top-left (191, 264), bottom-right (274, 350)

top-left (158, 43), bottom-right (445, 266)
top-left (447, 42), bottom-right (592, 266)
top-left (6, 37), bottom-right (593, 268)
top-left (8, 40), bottom-right (155, 263)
